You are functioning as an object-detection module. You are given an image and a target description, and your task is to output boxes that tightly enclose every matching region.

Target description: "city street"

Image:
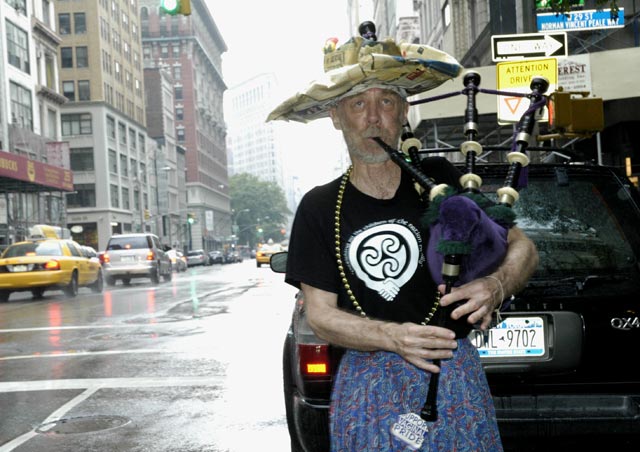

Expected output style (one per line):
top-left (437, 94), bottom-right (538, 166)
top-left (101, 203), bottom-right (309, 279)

top-left (0, 260), bottom-right (298, 451)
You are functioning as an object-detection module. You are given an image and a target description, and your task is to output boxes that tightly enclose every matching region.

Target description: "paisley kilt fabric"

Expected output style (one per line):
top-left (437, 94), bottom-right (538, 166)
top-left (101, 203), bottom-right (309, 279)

top-left (330, 339), bottom-right (502, 451)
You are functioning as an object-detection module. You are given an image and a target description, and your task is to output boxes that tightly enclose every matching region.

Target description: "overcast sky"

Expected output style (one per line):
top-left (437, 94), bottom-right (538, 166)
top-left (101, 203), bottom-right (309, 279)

top-left (203, 0), bottom-right (352, 193)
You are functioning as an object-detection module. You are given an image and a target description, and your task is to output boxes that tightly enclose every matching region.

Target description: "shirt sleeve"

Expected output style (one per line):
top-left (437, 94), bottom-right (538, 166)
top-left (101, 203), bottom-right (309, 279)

top-left (285, 187), bottom-right (340, 294)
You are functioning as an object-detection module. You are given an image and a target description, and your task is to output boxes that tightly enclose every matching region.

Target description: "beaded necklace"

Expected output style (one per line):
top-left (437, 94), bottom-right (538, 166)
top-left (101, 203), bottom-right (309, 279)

top-left (334, 166), bottom-right (440, 325)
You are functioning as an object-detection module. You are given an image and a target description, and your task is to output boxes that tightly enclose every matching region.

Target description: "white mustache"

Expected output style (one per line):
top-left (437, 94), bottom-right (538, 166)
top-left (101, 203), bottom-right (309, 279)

top-left (363, 127), bottom-right (383, 139)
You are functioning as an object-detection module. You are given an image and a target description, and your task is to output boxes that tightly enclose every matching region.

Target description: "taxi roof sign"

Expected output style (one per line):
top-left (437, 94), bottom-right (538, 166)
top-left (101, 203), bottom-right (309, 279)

top-left (496, 58), bottom-right (558, 123)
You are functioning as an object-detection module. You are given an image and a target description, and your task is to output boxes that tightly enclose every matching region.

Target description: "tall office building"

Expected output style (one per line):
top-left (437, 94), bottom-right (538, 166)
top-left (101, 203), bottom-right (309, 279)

top-left (225, 73), bottom-right (284, 188)
top-left (139, 0), bottom-right (229, 251)
top-left (57, 0), bottom-right (151, 250)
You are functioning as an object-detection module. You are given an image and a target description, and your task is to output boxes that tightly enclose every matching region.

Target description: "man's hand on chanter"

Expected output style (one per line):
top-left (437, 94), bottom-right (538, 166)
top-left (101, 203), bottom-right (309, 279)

top-left (383, 322), bottom-right (458, 373)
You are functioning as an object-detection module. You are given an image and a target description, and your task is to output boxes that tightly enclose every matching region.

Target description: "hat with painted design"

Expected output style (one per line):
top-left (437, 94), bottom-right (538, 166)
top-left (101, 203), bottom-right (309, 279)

top-left (267, 21), bottom-right (463, 123)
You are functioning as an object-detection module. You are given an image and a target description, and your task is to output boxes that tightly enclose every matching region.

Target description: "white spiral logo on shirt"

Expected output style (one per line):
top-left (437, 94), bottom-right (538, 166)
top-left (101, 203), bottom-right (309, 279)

top-left (347, 223), bottom-right (419, 301)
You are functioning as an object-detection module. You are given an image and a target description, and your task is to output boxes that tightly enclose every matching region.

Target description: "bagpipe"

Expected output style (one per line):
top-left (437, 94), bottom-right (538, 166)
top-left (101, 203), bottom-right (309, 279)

top-left (373, 70), bottom-right (549, 422)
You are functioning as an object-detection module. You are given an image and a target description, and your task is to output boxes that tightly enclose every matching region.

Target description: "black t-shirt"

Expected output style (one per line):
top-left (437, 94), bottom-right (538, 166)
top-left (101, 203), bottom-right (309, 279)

top-left (286, 157), bottom-right (462, 325)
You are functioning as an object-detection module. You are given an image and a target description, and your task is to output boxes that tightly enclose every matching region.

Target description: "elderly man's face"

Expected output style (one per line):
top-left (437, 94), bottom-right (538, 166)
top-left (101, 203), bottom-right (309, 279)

top-left (330, 88), bottom-right (408, 164)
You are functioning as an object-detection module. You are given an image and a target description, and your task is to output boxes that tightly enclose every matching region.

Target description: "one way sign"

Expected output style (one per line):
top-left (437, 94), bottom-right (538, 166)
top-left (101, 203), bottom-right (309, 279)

top-left (491, 32), bottom-right (567, 62)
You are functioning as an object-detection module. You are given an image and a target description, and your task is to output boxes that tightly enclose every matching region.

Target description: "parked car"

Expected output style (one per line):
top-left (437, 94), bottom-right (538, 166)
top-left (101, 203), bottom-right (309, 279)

top-left (186, 249), bottom-right (209, 267)
top-left (272, 163), bottom-right (640, 452)
top-left (0, 238), bottom-right (104, 301)
top-left (167, 249), bottom-right (187, 272)
top-left (223, 250), bottom-right (243, 263)
top-left (208, 250), bottom-right (224, 264)
top-left (102, 233), bottom-right (172, 286)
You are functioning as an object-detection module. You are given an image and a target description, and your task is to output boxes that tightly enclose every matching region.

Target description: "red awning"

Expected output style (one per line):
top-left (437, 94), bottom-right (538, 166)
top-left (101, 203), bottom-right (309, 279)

top-left (0, 150), bottom-right (74, 192)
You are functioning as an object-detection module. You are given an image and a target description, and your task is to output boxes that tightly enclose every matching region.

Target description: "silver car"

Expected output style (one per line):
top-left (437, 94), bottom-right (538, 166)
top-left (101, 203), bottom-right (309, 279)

top-left (103, 233), bottom-right (172, 286)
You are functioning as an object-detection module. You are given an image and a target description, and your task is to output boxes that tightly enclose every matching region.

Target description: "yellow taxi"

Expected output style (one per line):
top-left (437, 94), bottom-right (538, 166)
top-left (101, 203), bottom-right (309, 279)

top-left (0, 238), bottom-right (104, 302)
top-left (255, 242), bottom-right (283, 268)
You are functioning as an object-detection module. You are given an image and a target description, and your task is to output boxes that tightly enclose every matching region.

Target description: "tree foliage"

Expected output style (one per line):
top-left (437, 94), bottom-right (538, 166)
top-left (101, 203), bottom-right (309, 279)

top-left (229, 173), bottom-right (291, 247)
top-left (545, 0), bottom-right (619, 17)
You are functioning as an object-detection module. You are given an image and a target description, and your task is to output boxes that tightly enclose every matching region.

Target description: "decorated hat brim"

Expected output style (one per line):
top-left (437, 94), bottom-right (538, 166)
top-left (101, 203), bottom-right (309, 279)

top-left (267, 43), bottom-right (463, 123)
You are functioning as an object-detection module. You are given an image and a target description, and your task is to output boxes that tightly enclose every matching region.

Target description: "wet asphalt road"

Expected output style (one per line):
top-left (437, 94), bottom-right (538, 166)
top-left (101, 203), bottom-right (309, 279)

top-left (0, 260), bottom-right (298, 451)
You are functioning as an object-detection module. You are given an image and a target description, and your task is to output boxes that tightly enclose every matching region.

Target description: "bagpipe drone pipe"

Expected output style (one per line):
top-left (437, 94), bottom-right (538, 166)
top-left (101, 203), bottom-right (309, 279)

top-left (372, 71), bottom-right (549, 422)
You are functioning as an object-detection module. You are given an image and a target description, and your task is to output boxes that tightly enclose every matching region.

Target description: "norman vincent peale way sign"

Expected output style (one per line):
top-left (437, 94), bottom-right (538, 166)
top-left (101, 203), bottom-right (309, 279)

top-left (492, 32), bottom-right (567, 62)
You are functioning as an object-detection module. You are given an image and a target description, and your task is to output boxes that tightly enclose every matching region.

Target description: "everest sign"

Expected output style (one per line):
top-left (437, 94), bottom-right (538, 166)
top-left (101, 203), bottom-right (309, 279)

top-left (537, 8), bottom-right (625, 32)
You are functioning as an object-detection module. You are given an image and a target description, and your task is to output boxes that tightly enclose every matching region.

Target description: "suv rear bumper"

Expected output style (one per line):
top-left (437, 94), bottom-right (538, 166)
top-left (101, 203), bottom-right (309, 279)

top-left (495, 394), bottom-right (640, 439)
top-left (292, 393), bottom-right (329, 452)
top-left (104, 263), bottom-right (155, 277)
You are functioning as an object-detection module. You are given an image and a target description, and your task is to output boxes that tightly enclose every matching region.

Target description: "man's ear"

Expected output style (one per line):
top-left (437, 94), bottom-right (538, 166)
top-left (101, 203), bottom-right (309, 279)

top-left (329, 108), bottom-right (342, 130)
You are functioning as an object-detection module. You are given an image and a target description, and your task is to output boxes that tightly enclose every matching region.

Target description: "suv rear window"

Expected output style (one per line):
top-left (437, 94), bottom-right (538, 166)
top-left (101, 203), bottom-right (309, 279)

top-left (107, 236), bottom-right (150, 251)
top-left (479, 168), bottom-right (639, 277)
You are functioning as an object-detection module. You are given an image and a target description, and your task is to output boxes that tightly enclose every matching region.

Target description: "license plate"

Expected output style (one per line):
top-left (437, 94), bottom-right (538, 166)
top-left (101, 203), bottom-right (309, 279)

top-left (10, 264), bottom-right (28, 272)
top-left (468, 316), bottom-right (545, 358)
top-left (121, 255), bottom-right (135, 262)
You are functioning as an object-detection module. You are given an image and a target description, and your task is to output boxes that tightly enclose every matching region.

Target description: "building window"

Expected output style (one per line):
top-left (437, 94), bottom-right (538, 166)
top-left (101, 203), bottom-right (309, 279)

top-left (120, 154), bottom-right (128, 176)
top-left (10, 0), bottom-right (26, 14)
top-left (78, 80), bottom-right (90, 100)
top-left (122, 187), bottom-right (130, 209)
top-left (107, 115), bottom-right (116, 139)
top-left (76, 46), bottom-right (88, 67)
top-left (108, 149), bottom-right (118, 173)
top-left (442, 0), bottom-right (451, 29)
top-left (78, 80), bottom-right (91, 100)
top-left (61, 113), bottom-right (92, 136)
top-left (130, 158), bottom-right (137, 178)
top-left (69, 148), bottom-right (94, 171)
top-left (161, 45), bottom-right (168, 58)
top-left (45, 54), bottom-right (55, 89)
top-left (175, 106), bottom-right (183, 120)
top-left (139, 134), bottom-right (145, 153)
top-left (6, 20), bottom-right (30, 74)
top-left (110, 184), bottom-right (120, 208)
top-left (42, 0), bottom-right (51, 26)
top-left (173, 65), bottom-right (181, 80)
top-left (58, 13), bottom-right (71, 34)
top-left (174, 86), bottom-right (183, 100)
top-left (61, 47), bottom-right (73, 68)
top-left (9, 81), bottom-right (32, 130)
top-left (128, 129), bottom-right (136, 149)
top-left (74, 13), bottom-right (86, 34)
top-left (67, 184), bottom-right (96, 208)
top-left (62, 81), bottom-right (75, 101)
top-left (118, 122), bottom-right (126, 144)
top-left (176, 128), bottom-right (185, 142)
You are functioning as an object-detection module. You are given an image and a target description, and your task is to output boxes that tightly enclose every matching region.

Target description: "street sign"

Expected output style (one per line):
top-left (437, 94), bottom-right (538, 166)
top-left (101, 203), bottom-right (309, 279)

top-left (537, 8), bottom-right (624, 32)
top-left (492, 32), bottom-right (567, 62)
top-left (496, 58), bottom-right (558, 124)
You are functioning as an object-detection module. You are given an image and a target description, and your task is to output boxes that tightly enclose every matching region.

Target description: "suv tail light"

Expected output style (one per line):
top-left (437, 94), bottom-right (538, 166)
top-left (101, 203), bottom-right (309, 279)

top-left (146, 250), bottom-right (155, 261)
top-left (299, 344), bottom-right (331, 377)
top-left (100, 252), bottom-right (109, 264)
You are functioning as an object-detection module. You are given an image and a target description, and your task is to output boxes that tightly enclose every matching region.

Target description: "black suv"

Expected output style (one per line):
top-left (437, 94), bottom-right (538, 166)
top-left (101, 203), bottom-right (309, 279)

top-left (272, 163), bottom-right (640, 452)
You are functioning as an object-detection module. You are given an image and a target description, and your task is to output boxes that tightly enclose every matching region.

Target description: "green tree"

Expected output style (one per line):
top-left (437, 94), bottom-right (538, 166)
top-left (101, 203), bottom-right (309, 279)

top-left (542, 0), bottom-right (619, 16)
top-left (229, 173), bottom-right (291, 248)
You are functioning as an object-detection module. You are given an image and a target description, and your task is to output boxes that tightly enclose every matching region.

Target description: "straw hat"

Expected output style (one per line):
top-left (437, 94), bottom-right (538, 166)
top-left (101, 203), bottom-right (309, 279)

top-left (267, 22), bottom-right (463, 123)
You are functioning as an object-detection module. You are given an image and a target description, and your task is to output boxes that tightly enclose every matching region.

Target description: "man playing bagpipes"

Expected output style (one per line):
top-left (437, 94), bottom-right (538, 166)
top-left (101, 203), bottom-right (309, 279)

top-left (268, 21), bottom-right (539, 451)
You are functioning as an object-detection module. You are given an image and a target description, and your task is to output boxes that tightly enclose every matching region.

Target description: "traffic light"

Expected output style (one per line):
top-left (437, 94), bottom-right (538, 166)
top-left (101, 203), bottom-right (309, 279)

top-left (187, 213), bottom-right (195, 225)
top-left (144, 209), bottom-right (151, 220)
top-left (160, 0), bottom-right (190, 16)
top-left (548, 90), bottom-right (604, 134)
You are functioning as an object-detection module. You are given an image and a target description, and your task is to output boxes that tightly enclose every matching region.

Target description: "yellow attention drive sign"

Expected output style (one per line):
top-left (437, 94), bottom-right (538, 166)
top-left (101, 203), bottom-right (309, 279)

top-left (496, 58), bottom-right (558, 124)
